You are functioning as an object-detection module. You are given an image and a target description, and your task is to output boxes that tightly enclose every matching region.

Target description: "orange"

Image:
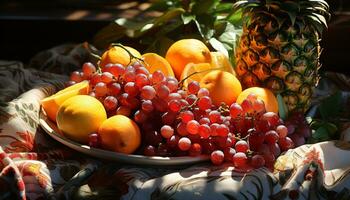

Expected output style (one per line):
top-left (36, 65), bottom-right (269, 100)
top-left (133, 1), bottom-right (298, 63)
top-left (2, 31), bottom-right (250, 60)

top-left (210, 51), bottom-right (236, 75)
top-left (180, 63), bottom-right (212, 88)
top-left (56, 95), bottom-right (107, 144)
top-left (236, 87), bottom-right (278, 113)
top-left (99, 45), bottom-right (141, 67)
top-left (41, 81), bottom-right (89, 122)
top-left (165, 39), bottom-right (211, 79)
top-left (200, 70), bottom-right (242, 106)
top-left (142, 53), bottom-right (175, 77)
top-left (98, 115), bottom-right (141, 154)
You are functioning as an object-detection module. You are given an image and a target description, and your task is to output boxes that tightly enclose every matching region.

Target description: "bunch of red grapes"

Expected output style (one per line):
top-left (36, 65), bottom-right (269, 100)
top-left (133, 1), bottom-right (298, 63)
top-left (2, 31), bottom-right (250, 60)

top-left (68, 61), bottom-right (298, 170)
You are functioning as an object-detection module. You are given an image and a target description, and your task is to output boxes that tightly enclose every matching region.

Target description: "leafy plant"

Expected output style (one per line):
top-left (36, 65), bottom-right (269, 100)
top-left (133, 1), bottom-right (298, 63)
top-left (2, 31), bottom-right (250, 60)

top-left (92, 0), bottom-right (243, 63)
top-left (307, 91), bottom-right (342, 143)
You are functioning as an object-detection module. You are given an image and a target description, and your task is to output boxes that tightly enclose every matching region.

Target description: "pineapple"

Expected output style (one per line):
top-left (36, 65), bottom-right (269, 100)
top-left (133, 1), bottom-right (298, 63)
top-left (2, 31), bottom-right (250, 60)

top-left (233, 0), bottom-right (330, 112)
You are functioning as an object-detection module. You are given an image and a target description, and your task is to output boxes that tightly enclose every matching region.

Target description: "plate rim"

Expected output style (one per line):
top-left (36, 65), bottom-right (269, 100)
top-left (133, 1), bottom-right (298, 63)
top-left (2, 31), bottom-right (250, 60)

top-left (39, 108), bottom-right (210, 165)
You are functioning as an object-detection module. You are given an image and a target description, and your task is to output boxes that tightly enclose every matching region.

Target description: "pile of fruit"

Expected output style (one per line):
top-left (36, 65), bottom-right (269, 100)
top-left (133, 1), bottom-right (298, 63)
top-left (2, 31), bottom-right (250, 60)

top-left (41, 39), bottom-right (311, 170)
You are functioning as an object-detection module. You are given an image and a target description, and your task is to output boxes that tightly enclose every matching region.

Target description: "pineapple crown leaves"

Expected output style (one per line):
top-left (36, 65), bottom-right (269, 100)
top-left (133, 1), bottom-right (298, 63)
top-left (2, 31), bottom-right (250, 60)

top-left (233, 0), bottom-right (330, 36)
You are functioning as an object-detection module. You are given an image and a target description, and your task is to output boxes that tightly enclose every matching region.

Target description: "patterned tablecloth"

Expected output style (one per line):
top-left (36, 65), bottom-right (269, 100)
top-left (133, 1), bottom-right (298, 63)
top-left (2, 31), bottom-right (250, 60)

top-left (1, 44), bottom-right (350, 200)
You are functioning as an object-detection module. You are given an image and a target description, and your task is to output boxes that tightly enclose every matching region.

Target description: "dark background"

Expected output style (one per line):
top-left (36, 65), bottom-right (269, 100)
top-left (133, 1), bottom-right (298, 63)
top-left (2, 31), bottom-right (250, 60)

top-left (0, 0), bottom-right (349, 75)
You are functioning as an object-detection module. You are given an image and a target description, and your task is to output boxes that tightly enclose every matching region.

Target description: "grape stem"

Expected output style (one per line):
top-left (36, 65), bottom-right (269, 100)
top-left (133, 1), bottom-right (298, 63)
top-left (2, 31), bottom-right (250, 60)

top-left (111, 43), bottom-right (145, 66)
top-left (178, 67), bottom-right (225, 87)
top-left (180, 98), bottom-right (199, 112)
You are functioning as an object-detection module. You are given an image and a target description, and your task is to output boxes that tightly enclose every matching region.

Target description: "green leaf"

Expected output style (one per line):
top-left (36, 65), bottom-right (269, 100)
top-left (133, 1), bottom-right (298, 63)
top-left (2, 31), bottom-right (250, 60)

top-left (323, 123), bottom-right (338, 136)
top-left (181, 13), bottom-right (195, 25)
top-left (313, 126), bottom-right (330, 141)
top-left (209, 38), bottom-right (228, 57)
top-left (319, 91), bottom-right (341, 120)
top-left (226, 9), bottom-right (243, 26)
top-left (194, 14), bottom-right (216, 40)
top-left (191, 0), bottom-right (219, 15)
top-left (216, 22), bottom-right (242, 62)
top-left (277, 94), bottom-right (288, 120)
top-left (153, 8), bottom-right (185, 26)
top-left (215, 3), bottom-right (234, 13)
top-left (115, 18), bottom-right (153, 31)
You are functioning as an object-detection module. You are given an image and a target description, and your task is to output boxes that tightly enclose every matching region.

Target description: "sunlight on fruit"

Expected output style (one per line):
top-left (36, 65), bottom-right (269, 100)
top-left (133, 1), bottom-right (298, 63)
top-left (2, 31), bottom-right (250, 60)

top-left (98, 115), bottom-right (141, 154)
top-left (180, 62), bottom-right (212, 88)
top-left (165, 39), bottom-right (211, 79)
top-left (41, 81), bottom-right (89, 122)
top-left (99, 45), bottom-right (141, 67)
top-left (236, 87), bottom-right (278, 113)
top-left (200, 70), bottom-right (242, 106)
top-left (142, 53), bottom-right (174, 77)
top-left (56, 95), bottom-right (107, 144)
top-left (210, 51), bottom-right (236, 76)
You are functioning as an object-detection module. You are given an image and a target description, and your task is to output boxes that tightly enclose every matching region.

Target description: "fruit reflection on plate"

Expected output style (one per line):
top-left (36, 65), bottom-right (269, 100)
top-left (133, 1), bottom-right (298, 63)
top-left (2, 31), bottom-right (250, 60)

top-left (39, 109), bottom-right (209, 166)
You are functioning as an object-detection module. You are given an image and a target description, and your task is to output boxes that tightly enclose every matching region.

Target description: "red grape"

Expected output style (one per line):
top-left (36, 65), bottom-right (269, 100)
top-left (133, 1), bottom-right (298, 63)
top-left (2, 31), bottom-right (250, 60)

top-left (151, 70), bottom-right (165, 84)
top-left (235, 140), bottom-right (249, 153)
top-left (70, 71), bottom-right (83, 83)
top-left (189, 143), bottom-right (202, 156)
top-left (211, 150), bottom-right (224, 165)
top-left (229, 103), bottom-right (243, 118)
top-left (141, 85), bottom-right (156, 100)
top-left (178, 137), bottom-right (191, 151)
top-left (176, 122), bottom-right (188, 136)
top-left (279, 137), bottom-right (294, 151)
top-left (180, 111), bottom-right (194, 123)
top-left (156, 84), bottom-right (170, 99)
top-left (188, 81), bottom-right (200, 94)
top-left (233, 152), bottom-right (248, 168)
top-left (198, 96), bottom-right (212, 110)
top-left (198, 124), bottom-right (211, 139)
top-left (251, 155), bottom-right (265, 168)
top-left (186, 120), bottom-right (200, 134)
top-left (209, 110), bottom-right (221, 123)
top-left (144, 145), bottom-right (156, 156)
top-left (141, 100), bottom-right (154, 112)
top-left (103, 96), bottom-right (118, 111)
top-left (161, 125), bottom-right (174, 139)
top-left (276, 125), bottom-right (288, 138)
top-left (223, 147), bottom-right (236, 162)
top-left (101, 72), bottom-right (114, 84)
top-left (108, 82), bottom-right (121, 96)
top-left (197, 88), bottom-right (209, 98)
top-left (95, 82), bottom-right (108, 97)
top-left (82, 62), bottom-right (96, 77)
top-left (265, 130), bottom-right (279, 144)
top-left (124, 82), bottom-right (139, 97)
top-left (135, 74), bottom-right (149, 88)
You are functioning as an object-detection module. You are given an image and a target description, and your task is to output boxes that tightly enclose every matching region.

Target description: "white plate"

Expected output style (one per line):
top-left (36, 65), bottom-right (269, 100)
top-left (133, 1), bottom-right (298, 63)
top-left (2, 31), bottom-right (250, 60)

top-left (39, 109), bottom-right (209, 166)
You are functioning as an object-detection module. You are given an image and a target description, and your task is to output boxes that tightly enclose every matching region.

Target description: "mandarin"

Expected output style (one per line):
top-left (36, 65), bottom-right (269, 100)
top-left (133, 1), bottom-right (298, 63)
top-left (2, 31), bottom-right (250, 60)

top-left (165, 39), bottom-right (211, 79)
top-left (200, 70), bottom-right (242, 106)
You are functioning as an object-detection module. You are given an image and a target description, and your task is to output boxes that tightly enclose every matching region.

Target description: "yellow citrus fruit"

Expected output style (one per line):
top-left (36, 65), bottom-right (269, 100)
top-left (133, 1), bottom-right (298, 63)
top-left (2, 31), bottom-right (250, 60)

top-left (200, 70), bottom-right (242, 106)
top-left (99, 45), bottom-right (141, 67)
top-left (56, 95), bottom-right (107, 144)
top-left (98, 115), bottom-right (141, 154)
top-left (165, 39), bottom-right (211, 79)
top-left (236, 87), bottom-right (279, 113)
top-left (41, 81), bottom-right (89, 122)
top-left (142, 53), bottom-right (175, 77)
top-left (180, 63), bottom-right (212, 88)
top-left (210, 51), bottom-right (236, 75)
